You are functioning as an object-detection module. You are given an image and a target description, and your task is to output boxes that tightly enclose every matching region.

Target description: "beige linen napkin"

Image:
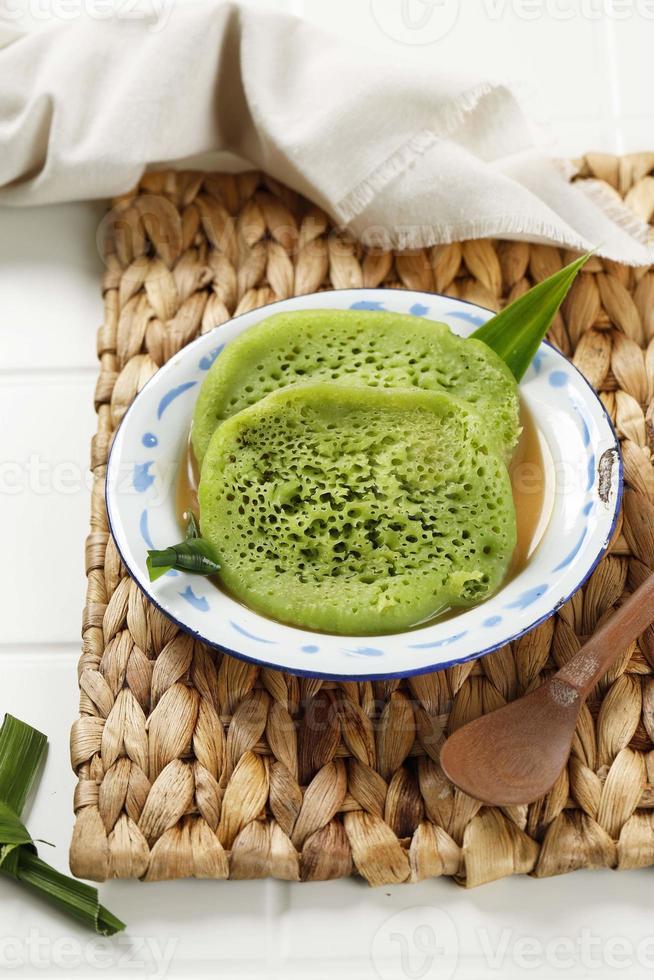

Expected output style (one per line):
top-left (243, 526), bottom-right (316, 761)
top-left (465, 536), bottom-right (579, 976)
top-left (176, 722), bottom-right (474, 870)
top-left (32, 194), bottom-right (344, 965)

top-left (0, 1), bottom-right (650, 264)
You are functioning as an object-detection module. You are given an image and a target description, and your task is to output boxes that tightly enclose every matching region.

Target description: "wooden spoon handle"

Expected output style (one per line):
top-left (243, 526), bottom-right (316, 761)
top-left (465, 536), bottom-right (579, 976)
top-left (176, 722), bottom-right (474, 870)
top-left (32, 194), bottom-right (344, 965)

top-left (556, 574), bottom-right (654, 696)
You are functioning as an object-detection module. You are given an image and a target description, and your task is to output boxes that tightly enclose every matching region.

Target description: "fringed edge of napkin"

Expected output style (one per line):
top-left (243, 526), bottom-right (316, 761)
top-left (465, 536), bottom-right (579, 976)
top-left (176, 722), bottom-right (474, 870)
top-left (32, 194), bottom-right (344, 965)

top-left (336, 81), bottom-right (502, 225)
top-left (336, 85), bottom-right (653, 266)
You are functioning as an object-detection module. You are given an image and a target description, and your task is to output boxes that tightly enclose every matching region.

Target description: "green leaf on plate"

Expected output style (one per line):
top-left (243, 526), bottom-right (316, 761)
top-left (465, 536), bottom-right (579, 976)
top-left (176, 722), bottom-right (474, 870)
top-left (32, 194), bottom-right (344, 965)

top-left (147, 535), bottom-right (220, 581)
top-left (471, 251), bottom-right (593, 381)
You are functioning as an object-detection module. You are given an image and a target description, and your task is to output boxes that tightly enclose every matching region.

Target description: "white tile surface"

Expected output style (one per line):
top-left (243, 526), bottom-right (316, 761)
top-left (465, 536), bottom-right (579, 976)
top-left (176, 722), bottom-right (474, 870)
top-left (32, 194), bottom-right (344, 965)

top-left (0, 3), bottom-right (653, 977)
top-left (619, 116), bottom-right (654, 154)
top-left (610, 8), bottom-right (654, 124)
top-left (0, 373), bottom-right (96, 643)
top-left (0, 203), bottom-right (105, 370)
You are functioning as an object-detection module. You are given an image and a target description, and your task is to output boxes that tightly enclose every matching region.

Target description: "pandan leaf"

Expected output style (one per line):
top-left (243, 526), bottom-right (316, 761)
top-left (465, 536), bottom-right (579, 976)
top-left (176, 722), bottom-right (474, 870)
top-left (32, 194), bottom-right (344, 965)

top-left (147, 536), bottom-right (220, 581)
top-left (0, 714), bottom-right (125, 935)
top-left (146, 512), bottom-right (217, 581)
top-left (471, 251), bottom-right (593, 381)
top-left (0, 800), bottom-right (35, 871)
top-left (14, 852), bottom-right (125, 936)
top-left (0, 713), bottom-right (46, 816)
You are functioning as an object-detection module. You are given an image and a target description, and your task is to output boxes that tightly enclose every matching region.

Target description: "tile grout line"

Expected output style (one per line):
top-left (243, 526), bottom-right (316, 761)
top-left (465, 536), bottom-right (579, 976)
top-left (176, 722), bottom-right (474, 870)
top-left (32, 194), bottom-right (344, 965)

top-left (0, 365), bottom-right (98, 383)
top-left (0, 364), bottom-right (97, 376)
top-left (0, 642), bottom-right (80, 657)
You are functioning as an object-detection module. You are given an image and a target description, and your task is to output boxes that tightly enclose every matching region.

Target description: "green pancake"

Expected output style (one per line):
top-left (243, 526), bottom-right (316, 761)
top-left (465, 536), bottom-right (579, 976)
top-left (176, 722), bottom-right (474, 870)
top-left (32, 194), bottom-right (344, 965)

top-left (192, 309), bottom-right (520, 464)
top-left (199, 383), bottom-right (517, 635)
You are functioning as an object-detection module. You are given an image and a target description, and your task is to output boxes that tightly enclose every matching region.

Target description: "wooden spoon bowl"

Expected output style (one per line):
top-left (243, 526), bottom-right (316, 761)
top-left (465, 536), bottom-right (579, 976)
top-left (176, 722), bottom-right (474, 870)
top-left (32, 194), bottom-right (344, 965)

top-left (440, 575), bottom-right (654, 806)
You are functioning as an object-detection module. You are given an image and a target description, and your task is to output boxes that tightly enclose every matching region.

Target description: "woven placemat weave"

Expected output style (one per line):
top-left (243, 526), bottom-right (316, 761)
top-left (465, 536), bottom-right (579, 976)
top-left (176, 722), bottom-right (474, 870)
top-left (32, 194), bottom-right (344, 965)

top-left (71, 155), bottom-right (654, 886)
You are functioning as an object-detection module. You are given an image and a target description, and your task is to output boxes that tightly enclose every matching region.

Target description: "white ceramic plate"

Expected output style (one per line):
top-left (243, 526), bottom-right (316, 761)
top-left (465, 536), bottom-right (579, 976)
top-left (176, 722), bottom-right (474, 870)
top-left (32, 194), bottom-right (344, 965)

top-left (106, 288), bottom-right (622, 680)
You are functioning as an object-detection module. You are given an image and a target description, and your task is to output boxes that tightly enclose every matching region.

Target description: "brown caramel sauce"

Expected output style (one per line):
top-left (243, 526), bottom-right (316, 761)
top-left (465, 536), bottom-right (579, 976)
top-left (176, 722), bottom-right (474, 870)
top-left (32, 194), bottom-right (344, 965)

top-left (508, 401), bottom-right (553, 575)
top-left (177, 437), bottom-right (200, 528)
top-left (175, 401), bottom-right (553, 631)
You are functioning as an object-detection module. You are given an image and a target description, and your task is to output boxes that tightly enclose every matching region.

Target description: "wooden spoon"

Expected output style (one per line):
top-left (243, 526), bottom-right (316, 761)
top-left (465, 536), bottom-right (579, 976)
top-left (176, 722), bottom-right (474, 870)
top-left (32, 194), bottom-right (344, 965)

top-left (440, 574), bottom-right (654, 806)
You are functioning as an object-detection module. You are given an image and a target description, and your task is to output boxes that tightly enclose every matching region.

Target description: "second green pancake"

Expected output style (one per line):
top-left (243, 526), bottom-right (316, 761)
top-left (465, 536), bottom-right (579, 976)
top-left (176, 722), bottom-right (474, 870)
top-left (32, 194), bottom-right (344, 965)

top-left (192, 309), bottom-right (520, 464)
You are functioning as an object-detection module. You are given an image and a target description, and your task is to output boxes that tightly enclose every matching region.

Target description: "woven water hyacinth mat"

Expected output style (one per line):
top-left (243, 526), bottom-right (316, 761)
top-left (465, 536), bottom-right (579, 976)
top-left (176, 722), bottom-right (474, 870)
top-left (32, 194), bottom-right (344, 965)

top-left (71, 155), bottom-right (654, 886)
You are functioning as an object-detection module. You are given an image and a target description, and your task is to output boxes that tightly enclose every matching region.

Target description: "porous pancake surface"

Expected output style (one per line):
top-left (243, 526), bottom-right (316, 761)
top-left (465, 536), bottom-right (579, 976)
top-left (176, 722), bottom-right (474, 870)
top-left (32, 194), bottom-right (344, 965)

top-left (199, 383), bottom-right (517, 635)
top-left (192, 309), bottom-right (519, 464)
